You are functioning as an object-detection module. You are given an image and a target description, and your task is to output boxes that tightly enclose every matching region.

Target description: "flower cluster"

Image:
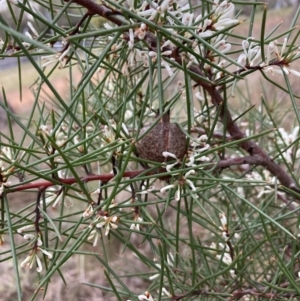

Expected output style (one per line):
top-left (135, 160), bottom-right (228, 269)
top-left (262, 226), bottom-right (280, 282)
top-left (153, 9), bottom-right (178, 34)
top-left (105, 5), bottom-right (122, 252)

top-left (210, 241), bottom-right (233, 267)
top-left (0, 146), bottom-right (21, 196)
top-left (148, 253), bottom-right (175, 281)
top-left (108, 0), bottom-right (239, 77)
top-left (187, 134), bottom-right (211, 166)
top-left (263, 39), bottom-right (300, 76)
top-left (276, 126), bottom-right (300, 164)
top-left (237, 37), bottom-right (300, 77)
top-left (87, 211), bottom-right (119, 243)
top-left (160, 153), bottom-right (198, 201)
top-left (130, 212), bottom-right (143, 231)
top-left (245, 170), bottom-right (286, 199)
top-left (20, 246), bottom-right (53, 273)
top-left (86, 212), bottom-right (119, 246)
top-left (38, 124), bottom-right (67, 154)
top-left (138, 291), bottom-right (155, 301)
top-left (101, 119), bottom-right (130, 158)
top-left (18, 230), bottom-right (53, 273)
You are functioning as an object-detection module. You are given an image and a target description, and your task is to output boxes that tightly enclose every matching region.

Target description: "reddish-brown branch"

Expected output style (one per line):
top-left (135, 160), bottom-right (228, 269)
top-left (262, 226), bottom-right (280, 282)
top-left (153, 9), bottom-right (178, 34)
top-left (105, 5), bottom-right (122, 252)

top-left (6, 170), bottom-right (145, 194)
top-left (216, 156), bottom-right (261, 168)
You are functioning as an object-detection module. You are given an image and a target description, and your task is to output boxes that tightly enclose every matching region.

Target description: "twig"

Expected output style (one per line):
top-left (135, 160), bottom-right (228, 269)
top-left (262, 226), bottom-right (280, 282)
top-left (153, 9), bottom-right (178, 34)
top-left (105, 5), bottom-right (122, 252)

top-left (191, 127), bottom-right (232, 141)
top-left (60, 11), bottom-right (92, 64)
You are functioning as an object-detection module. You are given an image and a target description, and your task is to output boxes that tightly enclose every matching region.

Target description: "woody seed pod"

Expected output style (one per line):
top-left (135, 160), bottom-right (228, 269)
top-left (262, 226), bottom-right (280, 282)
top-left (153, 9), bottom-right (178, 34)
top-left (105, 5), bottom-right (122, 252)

top-left (136, 113), bottom-right (187, 162)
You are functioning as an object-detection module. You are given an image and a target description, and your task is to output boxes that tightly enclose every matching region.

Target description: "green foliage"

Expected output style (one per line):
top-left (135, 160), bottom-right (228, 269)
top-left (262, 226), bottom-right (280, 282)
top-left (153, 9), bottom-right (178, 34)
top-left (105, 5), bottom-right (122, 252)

top-left (0, 0), bottom-right (300, 300)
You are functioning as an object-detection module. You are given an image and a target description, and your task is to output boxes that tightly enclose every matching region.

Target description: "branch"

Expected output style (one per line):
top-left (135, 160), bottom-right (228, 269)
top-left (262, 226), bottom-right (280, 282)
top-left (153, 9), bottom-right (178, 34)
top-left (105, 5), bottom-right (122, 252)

top-left (216, 156), bottom-right (261, 169)
top-left (6, 170), bottom-right (145, 194)
top-left (191, 127), bottom-right (232, 141)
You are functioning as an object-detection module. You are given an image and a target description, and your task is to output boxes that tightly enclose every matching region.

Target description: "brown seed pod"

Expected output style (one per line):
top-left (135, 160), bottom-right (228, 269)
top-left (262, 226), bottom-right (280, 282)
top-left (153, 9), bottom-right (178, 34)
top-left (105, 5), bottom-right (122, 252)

top-left (136, 112), bottom-right (187, 162)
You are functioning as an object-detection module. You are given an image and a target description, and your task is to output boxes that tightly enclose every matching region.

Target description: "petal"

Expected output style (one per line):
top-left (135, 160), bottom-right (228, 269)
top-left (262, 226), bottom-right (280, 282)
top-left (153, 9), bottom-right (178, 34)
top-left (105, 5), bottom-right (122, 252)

top-left (36, 255), bottom-right (43, 273)
top-left (160, 184), bottom-right (174, 193)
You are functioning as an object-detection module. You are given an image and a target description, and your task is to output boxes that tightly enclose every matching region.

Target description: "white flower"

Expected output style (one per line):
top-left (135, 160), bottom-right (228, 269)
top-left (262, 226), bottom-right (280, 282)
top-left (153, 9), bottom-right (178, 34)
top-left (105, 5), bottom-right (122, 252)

top-left (136, 186), bottom-right (155, 195)
top-left (0, 146), bottom-right (13, 161)
top-left (216, 252), bottom-right (232, 265)
top-left (38, 247), bottom-right (53, 259)
top-left (23, 234), bottom-right (36, 241)
top-left (187, 136), bottom-right (210, 166)
top-left (265, 66), bottom-right (300, 77)
top-left (17, 224), bottom-right (33, 234)
top-left (149, 253), bottom-right (175, 281)
top-left (40, 187), bottom-right (62, 208)
top-left (214, 18), bottom-right (238, 30)
top-left (182, 12), bottom-right (194, 26)
top-left (82, 203), bottom-right (95, 218)
top-left (20, 253), bottom-right (35, 269)
top-left (162, 151), bottom-right (178, 160)
top-left (126, 0), bottom-right (134, 9)
top-left (195, 92), bottom-right (204, 101)
top-left (198, 30), bottom-right (214, 38)
top-left (96, 215), bottom-right (118, 236)
top-left (262, 38), bottom-right (300, 76)
top-left (277, 126), bottom-right (299, 164)
top-left (246, 171), bottom-right (285, 199)
top-left (166, 161), bottom-right (178, 172)
top-left (162, 59), bottom-right (174, 77)
top-left (198, 18), bottom-right (212, 32)
top-left (147, 51), bottom-right (174, 76)
top-left (219, 212), bottom-right (227, 228)
top-left (160, 184), bottom-right (175, 193)
top-left (74, 135), bottom-right (84, 153)
top-left (167, 252), bottom-right (174, 266)
top-left (210, 242), bottom-right (233, 266)
top-left (159, 0), bottom-right (171, 13)
top-left (240, 38), bottom-right (261, 66)
top-left (128, 28), bottom-right (134, 49)
top-left (237, 53), bottom-right (246, 67)
top-left (162, 287), bottom-right (172, 297)
top-left (184, 170), bottom-right (198, 193)
top-left (0, 181), bottom-right (11, 196)
top-left (20, 247), bottom-right (52, 273)
top-left (130, 216), bottom-right (143, 231)
top-left (175, 185), bottom-right (181, 201)
top-left (38, 125), bottom-right (67, 152)
top-left (35, 255), bottom-right (43, 273)
top-left (88, 229), bottom-right (100, 247)
top-left (138, 291), bottom-right (154, 301)
top-left (213, 1), bottom-right (238, 30)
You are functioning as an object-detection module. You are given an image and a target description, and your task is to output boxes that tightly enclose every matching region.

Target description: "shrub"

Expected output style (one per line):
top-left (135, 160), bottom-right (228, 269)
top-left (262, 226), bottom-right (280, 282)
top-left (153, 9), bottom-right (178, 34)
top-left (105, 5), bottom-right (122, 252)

top-left (1, 1), bottom-right (300, 300)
